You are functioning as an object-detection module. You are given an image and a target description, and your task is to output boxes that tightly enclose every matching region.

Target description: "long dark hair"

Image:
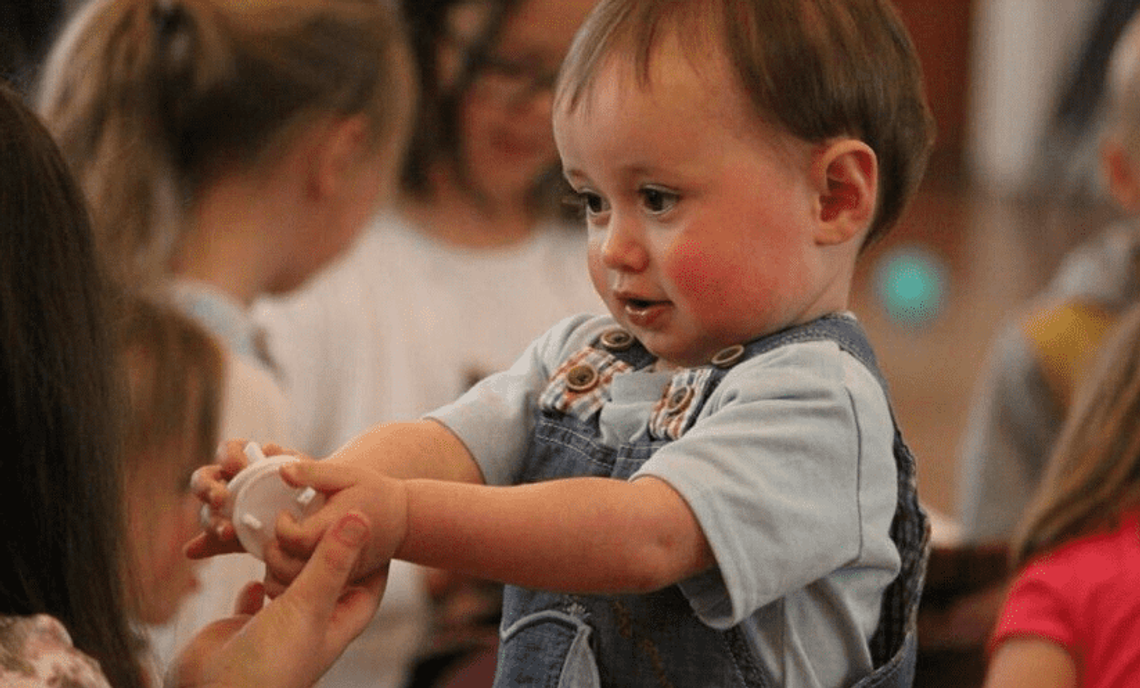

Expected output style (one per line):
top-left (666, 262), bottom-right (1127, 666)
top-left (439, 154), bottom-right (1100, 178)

top-left (0, 80), bottom-right (143, 688)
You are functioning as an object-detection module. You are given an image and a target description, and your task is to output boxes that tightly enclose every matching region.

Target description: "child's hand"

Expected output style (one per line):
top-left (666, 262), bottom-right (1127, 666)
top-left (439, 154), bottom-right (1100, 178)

top-left (185, 439), bottom-right (310, 559)
top-left (260, 460), bottom-right (409, 598)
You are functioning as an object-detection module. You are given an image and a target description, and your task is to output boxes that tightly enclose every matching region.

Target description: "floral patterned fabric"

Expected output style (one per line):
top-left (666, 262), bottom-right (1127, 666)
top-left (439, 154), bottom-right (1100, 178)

top-left (0, 615), bottom-right (111, 688)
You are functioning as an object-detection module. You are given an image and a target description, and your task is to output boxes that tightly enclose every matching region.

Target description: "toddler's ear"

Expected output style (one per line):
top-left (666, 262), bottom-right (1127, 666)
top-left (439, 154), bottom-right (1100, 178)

top-left (812, 139), bottom-right (878, 247)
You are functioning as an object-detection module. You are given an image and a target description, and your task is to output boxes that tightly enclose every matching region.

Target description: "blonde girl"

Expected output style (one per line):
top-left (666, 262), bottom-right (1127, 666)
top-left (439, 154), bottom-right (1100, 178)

top-left (38, 0), bottom-right (415, 297)
top-left (985, 303), bottom-right (1140, 687)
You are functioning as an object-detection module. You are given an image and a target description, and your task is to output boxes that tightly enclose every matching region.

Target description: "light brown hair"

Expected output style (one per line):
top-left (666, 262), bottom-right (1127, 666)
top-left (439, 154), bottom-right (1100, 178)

top-left (117, 296), bottom-right (223, 476)
top-left (556, 0), bottom-right (935, 247)
top-left (1012, 303), bottom-right (1140, 569)
top-left (37, 0), bottom-right (415, 288)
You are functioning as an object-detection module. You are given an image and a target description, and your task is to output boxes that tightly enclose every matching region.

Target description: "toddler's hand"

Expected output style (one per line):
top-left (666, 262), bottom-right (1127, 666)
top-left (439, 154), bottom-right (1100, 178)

top-left (185, 439), bottom-right (310, 559)
top-left (261, 460), bottom-right (408, 598)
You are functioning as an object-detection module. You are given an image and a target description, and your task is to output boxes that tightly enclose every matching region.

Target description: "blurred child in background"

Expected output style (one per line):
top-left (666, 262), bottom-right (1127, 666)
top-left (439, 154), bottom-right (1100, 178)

top-left (984, 302), bottom-right (1140, 687)
top-left (958, 9), bottom-right (1140, 546)
top-left (116, 296), bottom-right (223, 680)
top-left (252, 0), bottom-right (600, 683)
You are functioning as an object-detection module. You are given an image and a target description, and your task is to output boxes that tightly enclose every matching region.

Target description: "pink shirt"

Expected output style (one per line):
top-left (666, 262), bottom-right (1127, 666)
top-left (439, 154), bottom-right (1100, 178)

top-left (991, 510), bottom-right (1140, 686)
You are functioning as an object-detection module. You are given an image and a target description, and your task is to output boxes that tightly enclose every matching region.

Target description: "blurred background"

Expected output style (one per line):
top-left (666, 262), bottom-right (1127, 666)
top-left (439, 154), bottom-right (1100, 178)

top-left (849, 0), bottom-right (1119, 524)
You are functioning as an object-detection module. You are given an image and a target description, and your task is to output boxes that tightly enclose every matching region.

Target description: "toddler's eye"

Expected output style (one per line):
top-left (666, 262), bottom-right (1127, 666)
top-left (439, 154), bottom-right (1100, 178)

top-left (583, 191), bottom-right (608, 215)
top-left (561, 191), bottom-right (609, 222)
top-left (640, 187), bottom-right (678, 214)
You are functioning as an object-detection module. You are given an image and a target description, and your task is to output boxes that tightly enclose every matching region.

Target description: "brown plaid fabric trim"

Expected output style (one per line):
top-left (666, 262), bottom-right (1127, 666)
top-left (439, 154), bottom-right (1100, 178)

top-left (538, 346), bottom-right (633, 419)
top-left (648, 368), bottom-right (715, 441)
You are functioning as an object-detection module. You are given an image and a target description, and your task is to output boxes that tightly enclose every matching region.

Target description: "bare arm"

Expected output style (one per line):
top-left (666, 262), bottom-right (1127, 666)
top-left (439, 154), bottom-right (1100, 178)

top-left (983, 637), bottom-right (1077, 688)
top-left (398, 474), bottom-right (715, 593)
top-left (327, 418), bottom-right (484, 484)
top-left (275, 463), bottom-right (715, 595)
top-left (189, 420), bottom-right (481, 559)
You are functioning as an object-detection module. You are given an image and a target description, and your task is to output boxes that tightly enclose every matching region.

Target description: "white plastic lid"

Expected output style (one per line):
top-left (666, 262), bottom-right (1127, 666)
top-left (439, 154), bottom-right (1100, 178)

top-left (227, 443), bottom-right (326, 560)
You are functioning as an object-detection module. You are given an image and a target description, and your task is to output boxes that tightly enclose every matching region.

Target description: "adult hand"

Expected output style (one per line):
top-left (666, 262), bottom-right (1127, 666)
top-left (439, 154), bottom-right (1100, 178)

top-left (263, 460), bottom-right (408, 599)
top-left (166, 510), bottom-right (386, 688)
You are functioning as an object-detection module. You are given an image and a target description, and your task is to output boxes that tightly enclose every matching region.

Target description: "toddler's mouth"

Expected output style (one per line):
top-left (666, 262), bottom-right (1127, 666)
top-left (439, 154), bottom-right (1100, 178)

top-left (621, 297), bottom-right (669, 328)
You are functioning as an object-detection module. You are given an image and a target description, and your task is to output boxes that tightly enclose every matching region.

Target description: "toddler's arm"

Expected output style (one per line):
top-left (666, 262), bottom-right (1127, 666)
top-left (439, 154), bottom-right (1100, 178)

top-left (187, 420), bottom-right (483, 560)
top-left (268, 458), bottom-right (715, 596)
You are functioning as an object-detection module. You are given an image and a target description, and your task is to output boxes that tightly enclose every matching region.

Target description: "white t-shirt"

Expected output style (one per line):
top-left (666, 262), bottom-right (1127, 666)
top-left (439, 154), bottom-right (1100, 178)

top-left (256, 209), bottom-right (604, 456)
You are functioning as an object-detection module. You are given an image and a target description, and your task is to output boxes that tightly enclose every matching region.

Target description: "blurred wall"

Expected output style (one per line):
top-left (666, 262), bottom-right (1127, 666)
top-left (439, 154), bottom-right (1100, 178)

top-left (967, 0), bottom-right (1098, 194)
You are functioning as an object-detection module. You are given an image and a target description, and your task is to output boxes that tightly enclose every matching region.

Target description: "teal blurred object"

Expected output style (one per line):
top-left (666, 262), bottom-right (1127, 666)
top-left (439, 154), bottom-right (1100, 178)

top-left (873, 245), bottom-right (947, 326)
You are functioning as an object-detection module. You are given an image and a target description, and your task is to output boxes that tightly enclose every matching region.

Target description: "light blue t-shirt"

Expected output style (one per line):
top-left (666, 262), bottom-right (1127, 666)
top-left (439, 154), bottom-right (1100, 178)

top-left (430, 313), bottom-right (901, 687)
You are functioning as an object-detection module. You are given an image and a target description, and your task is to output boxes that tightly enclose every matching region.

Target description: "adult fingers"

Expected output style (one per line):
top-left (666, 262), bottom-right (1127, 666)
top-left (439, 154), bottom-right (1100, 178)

top-left (233, 581), bottom-right (266, 616)
top-left (189, 464), bottom-right (232, 510)
top-left (262, 442), bottom-right (311, 460)
top-left (262, 536), bottom-right (308, 599)
top-left (184, 530), bottom-right (246, 560)
top-left (277, 511), bottom-right (373, 621)
top-left (322, 567), bottom-right (389, 652)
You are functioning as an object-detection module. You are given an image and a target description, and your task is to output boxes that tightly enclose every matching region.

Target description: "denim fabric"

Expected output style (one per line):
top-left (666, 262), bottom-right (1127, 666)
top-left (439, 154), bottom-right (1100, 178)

top-left (493, 315), bottom-right (930, 688)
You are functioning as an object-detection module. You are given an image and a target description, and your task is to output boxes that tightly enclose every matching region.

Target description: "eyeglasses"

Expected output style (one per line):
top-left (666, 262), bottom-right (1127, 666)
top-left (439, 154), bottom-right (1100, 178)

top-left (471, 52), bottom-right (559, 107)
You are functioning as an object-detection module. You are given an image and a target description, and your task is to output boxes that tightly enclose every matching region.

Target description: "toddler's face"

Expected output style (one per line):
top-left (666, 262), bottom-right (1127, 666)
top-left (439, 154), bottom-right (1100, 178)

top-left (555, 45), bottom-right (836, 367)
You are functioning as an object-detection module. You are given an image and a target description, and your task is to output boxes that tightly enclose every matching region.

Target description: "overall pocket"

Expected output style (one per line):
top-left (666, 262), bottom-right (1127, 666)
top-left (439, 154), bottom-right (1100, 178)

top-left (496, 608), bottom-right (601, 688)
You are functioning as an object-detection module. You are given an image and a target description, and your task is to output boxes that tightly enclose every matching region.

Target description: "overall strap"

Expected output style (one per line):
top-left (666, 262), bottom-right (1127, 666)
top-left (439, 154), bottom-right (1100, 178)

top-left (594, 314), bottom-right (882, 382)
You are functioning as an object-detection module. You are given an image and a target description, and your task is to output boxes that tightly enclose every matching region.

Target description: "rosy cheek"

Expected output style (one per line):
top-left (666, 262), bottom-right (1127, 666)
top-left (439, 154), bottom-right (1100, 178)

top-left (664, 241), bottom-right (741, 309)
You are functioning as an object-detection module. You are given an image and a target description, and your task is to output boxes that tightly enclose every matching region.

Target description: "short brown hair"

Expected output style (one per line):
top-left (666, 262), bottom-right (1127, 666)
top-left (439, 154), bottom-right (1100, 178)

top-left (556, 0), bottom-right (935, 246)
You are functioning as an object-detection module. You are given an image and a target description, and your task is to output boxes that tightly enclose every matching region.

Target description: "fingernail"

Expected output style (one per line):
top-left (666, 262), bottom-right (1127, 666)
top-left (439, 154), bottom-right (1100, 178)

top-left (335, 514), bottom-right (368, 546)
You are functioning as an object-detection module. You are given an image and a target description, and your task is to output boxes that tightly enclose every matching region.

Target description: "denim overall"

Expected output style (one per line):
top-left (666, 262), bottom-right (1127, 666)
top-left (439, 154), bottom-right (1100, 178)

top-left (493, 315), bottom-right (930, 688)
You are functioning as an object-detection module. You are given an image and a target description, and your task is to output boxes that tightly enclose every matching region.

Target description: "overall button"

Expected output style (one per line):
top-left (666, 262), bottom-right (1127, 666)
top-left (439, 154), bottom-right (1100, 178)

top-left (710, 344), bottom-right (745, 369)
top-left (566, 363), bottom-right (599, 392)
top-left (599, 328), bottom-right (635, 352)
top-left (664, 386), bottom-right (693, 414)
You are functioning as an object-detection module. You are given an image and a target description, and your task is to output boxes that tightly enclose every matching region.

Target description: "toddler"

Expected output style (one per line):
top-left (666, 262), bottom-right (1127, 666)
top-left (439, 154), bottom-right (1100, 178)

top-left (196, 0), bottom-right (934, 686)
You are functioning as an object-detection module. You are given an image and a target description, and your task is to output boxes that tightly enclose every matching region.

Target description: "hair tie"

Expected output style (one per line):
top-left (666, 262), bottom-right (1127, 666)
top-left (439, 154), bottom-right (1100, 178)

top-left (152, 0), bottom-right (188, 41)
top-left (151, 0), bottom-right (193, 71)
